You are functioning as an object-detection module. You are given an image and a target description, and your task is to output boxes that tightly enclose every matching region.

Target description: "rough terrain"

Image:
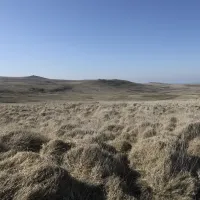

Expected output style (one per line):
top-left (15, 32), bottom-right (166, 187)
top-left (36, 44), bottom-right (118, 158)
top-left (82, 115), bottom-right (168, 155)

top-left (1, 100), bottom-right (200, 199)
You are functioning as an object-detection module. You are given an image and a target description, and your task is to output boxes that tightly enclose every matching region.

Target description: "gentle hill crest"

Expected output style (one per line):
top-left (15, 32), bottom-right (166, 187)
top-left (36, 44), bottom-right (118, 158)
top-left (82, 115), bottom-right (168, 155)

top-left (24, 75), bottom-right (48, 80)
top-left (0, 76), bottom-right (200, 102)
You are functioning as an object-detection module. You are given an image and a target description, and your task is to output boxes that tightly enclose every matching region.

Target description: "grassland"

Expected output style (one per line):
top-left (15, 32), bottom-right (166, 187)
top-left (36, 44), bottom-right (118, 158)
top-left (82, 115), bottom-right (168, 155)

top-left (1, 100), bottom-right (200, 199)
top-left (1, 76), bottom-right (200, 102)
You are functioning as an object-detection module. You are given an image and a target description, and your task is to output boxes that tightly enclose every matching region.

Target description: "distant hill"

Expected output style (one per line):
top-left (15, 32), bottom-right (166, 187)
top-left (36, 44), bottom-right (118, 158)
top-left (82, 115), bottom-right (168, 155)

top-left (24, 75), bottom-right (48, 80)
top-left (0, 76), bottom-right (200, 102)
top-left (96, 79), bottom-right (141, 88)
top-left (0, 75), bottom-right (49, 82)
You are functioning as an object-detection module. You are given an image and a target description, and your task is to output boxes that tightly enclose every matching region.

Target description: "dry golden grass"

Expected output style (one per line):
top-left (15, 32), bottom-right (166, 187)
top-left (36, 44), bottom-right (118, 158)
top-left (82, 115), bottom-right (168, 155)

top-left (1, 100), bottom-right (200, 199)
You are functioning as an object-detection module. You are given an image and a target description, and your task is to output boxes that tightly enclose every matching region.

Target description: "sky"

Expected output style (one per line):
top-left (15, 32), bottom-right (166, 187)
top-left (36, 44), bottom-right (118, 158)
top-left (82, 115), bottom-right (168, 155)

top-left (0, 0), bottom-right (200, 83)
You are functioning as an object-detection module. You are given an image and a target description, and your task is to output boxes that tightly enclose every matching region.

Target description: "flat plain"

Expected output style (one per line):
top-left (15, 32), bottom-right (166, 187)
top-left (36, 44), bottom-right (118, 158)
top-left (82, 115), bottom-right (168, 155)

top-left (1, 76), bottom-right (200, 199)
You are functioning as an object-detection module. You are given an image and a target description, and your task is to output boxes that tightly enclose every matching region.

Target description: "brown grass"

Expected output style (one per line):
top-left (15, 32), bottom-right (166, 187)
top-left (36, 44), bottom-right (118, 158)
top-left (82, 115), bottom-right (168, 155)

top-left (1, 100), bottom-right (200, 199)
top-left (0, 130), bottom-right (48, 152)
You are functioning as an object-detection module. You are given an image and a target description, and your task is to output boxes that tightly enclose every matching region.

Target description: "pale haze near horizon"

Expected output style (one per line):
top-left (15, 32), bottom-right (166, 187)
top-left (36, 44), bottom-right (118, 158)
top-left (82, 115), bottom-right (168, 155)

top-left (1, 0), bottom-right (200, 83)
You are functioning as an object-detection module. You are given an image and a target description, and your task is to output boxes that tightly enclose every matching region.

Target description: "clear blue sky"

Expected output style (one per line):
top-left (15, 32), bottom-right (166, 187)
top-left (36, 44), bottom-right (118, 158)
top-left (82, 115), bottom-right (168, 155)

top-left (1, 0), bottom-right (200, 83)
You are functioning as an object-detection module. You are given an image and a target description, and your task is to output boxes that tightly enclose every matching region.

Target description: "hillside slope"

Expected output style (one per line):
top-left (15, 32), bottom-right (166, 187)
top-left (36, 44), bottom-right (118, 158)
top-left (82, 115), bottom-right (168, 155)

top-left (0, 76), bottom-right (200, 102)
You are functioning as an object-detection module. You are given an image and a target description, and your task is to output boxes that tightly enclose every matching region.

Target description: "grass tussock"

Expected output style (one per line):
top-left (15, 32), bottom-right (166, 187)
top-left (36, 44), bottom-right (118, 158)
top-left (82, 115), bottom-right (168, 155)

top-left (1, 100), bottom-right (200, 199)
top-left (0, 152), bottom-right (105, 200)
top-left (40, 139), bottom-right (74, 164)
top-left (63, 144), bottom-right (127, 184)
top-left (0, 130), bottom-right (48, 152)
top-left (109, 139), bottom-right (132, 153)
top-left (129, 134), bottom-right (199, 199)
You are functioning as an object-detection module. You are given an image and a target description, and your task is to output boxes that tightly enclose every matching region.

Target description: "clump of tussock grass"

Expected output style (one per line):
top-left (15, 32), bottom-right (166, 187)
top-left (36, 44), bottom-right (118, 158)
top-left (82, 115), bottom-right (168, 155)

top-left (40, 139), bottom-right (75, 164)
top-left (105, 175), bottom-right (152, 200)
top-left (136, 122), bottom-right (161, 139)
top-left (166, 117), bottom-right (177, 132)
top-left (105, 176), bottom-right (136, 200)
top-left (154, 172), bottom-right (197, 200)
top-left (63, 144), bottom-right (136, 184)
top-left (63, 144), bottom-right (125, 184)
top-left (81, 137), bottom-right (118, 154)
top-left (99, 124), bottom-right (124, 137)
top-left (181, 122), bottom-right (200, 143)
top-left (56, 123), bottom-right (77, 137)
top-left (0, 151), bottom-right (105, 200)
top-left (128, 135), bottom-right (199, 199)
top-left (0, 152), bottom-right (43, 200)
top-left (0, 130), bottom-right (48, 152)
top-left (83, 131), bottom-right (117, 143)
top-left (187, 137), bottom-right (200, 156)
top-left (97, 142), bottom-right (118, 154)
top-left (62, 143), bottom-right (147, 199)
top-left (109, 139), bottom-right (132, 153)
top-left (117, 131), bottom-right (138, 144)
top-left (67, 128), bottom-right (96, 139)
